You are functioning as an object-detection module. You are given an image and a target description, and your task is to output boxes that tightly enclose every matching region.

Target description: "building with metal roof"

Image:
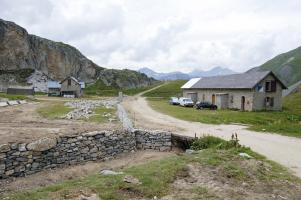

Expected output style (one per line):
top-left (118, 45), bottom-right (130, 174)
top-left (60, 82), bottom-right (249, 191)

top-left (47, 77), bottom-right (85, 97)
top-left (182, 71), bottom-right (286, 111)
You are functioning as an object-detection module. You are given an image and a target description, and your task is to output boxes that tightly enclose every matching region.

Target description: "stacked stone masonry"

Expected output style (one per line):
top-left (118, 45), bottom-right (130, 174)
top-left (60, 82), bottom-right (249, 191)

top-left (0, 129), bottom-right (173, 179)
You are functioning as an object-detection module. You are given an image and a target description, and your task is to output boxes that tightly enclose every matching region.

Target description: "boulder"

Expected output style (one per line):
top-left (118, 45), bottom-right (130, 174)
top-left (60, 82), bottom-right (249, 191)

top-left (0, 102), bottom-right (8, 107)
top-left (99, 169), bottom-right (123, 175)
top-left (8, 101), bottom-right (19, 105)
top-left (123, 175), bottom-right (142, 185)
top-left (0, 144), bottom-right (10, 153)
top-left (27, 137), bottom-right (57, 152)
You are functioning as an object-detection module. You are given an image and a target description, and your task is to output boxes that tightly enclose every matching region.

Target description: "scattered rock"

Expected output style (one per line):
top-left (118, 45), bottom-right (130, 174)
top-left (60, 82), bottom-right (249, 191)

top-left (239, 153), bottom-right (253, 159)
top-left (0, 144), bottom-right (10, 153)
top-left (99, 169), bottom-right (124, 175)
top-left (123, 175), bottom-right (142, 185)
top-left (27, 137), bottom-right (57, 151)
top-left (77, 193), bottom-right (100, 200)
top-left (64, 100), bottom-right (117, 120)
top-left (185, 149), bottom-right (196, 154)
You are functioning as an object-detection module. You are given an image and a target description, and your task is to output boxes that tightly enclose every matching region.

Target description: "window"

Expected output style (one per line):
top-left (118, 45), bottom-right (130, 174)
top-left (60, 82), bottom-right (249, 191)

top-left (265, 97), bottom-right (274, 107)
top-left (271, 81), bottom-right (276, 92)
top-left (68, 79), bottom-right (71, 86)
top-left (256, 85), bottom-right (263, 92)
top-left (265, 80), bottom-right (276, 92)
top-left (265, 82), bottom-right (271, 92)
top-left (202, 94), bottom-right (205, 101)
top-left (230, 95), bottom-right (234, 103)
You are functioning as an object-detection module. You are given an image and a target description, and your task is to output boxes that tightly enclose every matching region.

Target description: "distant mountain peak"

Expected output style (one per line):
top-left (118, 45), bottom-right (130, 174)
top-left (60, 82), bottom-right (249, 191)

top-left (138, 66), bottom-right (237, 80)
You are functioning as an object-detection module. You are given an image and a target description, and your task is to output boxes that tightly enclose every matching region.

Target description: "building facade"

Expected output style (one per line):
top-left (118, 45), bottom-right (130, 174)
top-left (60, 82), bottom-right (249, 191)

top-left (47, 77), bottom-right (85, 98)
top-left (182, 71), bottom-right (286, 111)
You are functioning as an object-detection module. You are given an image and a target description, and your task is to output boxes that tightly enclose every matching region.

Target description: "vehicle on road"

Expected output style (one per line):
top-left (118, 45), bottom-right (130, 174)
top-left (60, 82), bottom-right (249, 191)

top-left (179, 97), bottom-right (194, 107)
top-left (195, 101), bottom-right (218, 110)
top-left (169, 97), bottom-right (180, 105)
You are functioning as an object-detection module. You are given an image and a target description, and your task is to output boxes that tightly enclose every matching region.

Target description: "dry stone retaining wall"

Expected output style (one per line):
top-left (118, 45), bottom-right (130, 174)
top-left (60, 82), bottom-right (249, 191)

top-left (0, 129), bottom-right (176, 179)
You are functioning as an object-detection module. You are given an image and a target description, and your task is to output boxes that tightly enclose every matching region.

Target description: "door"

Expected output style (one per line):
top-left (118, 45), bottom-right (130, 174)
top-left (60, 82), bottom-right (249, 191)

top-left (212, 94), bottom-right (216, 104)
top-left (241, 96), bottom-right (245, 111)
top-left (189, 93), bottom-right (197, 103)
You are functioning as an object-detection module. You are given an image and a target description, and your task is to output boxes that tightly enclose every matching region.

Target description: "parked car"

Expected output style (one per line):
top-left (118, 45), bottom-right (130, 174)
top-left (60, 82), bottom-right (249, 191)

top-left (169, 97), bottom-right (180, 105)
top-left (179, 97), bottom-right (194, 107)
top-left (195, 101), bottom-right (217, 110)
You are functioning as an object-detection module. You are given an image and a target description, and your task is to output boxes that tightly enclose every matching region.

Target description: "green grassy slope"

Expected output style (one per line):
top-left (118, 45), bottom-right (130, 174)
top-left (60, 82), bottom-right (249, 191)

top-left (84, 80), bottom-right (161, 96)
top-left (142, 80), bottom-right (187, 98)
top-left (255, 46), bottom-right (301, 86)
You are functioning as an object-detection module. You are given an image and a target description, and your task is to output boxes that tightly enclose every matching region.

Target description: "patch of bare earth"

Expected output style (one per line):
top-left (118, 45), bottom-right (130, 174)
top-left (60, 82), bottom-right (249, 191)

top-left (162, 160), bottom-right (301, 200)
top-left (0, 151), bottom-right (174, 197)
top-left (0, 101), bottom-right (120, 144)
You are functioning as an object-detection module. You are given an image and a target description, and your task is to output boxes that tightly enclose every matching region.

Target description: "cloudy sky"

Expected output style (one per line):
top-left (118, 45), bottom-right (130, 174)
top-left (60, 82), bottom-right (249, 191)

top-left (1, 0), bottom-right (301, 73)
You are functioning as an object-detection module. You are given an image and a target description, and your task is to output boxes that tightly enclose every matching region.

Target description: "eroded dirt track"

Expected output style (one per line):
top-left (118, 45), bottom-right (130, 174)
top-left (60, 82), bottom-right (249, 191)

top-left (123, 96), bottom-right (301, 178)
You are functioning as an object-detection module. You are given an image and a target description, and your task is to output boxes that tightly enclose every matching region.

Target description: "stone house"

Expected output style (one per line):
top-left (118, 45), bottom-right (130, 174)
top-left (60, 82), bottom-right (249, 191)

top-left (181, 71), bottom-right (287, 111)
top-left (47, 77), bottom-right (85, 97)
top-left (60, 77), bottom-right (85, 97)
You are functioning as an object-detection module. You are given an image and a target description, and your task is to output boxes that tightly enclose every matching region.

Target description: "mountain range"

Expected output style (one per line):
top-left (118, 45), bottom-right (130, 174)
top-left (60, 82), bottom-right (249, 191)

top-left (0, 19), bottom-right (154, 92)
top-left (138, 66), bottom-right (237, 80)
top-left (249, 46), bottom-right (301, 86)
top-left (0, 18), bottom-right (300, 92)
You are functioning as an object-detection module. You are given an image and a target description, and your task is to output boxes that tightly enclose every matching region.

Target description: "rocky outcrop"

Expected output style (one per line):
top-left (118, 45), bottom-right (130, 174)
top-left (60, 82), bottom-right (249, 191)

top-left (0, 19), bottom-right (155, 91)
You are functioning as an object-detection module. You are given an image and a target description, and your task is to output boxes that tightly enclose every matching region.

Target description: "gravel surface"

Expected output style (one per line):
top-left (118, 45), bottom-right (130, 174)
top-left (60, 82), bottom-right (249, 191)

top-left (123, 96), bottom-right (301, 178)
top-left (65, 99), bottom-right (118, 120)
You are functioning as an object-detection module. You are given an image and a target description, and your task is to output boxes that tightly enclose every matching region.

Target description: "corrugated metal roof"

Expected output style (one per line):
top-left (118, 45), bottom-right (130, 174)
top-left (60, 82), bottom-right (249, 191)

top-left (184, 71), bottom-right (281, 89)
top-left (181, 78), bottom-right (201, 89)
top-left (47, 81), bottom-right (61, 88)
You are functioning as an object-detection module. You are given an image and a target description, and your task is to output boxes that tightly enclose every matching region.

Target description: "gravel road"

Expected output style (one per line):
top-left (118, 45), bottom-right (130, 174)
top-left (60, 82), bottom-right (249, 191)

top-left (123, 95), bottom-right (301, 178)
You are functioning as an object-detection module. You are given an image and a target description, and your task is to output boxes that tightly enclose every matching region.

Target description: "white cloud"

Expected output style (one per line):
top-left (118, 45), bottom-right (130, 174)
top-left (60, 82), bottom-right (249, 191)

top-left (1, 0), bottom-right (301, 73)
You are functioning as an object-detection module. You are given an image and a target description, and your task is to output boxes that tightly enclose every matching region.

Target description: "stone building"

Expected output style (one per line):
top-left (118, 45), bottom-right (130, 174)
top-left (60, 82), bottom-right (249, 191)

top-left (181, 71), bottom-right (287, 111)
top-left (60, 77), bottom-right (85, 97)
top-left (47, 77), bottom-right (85, 97)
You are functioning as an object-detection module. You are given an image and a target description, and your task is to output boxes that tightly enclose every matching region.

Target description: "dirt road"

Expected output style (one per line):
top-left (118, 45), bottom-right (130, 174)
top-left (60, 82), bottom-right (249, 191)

top-left (123, 96), bottom-right (301, 178)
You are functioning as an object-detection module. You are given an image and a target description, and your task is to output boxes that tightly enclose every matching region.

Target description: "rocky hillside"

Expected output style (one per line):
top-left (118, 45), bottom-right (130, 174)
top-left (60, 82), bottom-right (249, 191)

top-left (0, 19), bottom-right (154, 91)
top-left (249, 46), bottom-right (301, 86)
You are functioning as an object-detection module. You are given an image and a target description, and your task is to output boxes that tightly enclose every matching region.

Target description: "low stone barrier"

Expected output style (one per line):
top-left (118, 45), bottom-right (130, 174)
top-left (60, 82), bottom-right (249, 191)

top-left (0, 129), bottom-right (187, 179)
top-left (134, 130), bottom-right (172, 151)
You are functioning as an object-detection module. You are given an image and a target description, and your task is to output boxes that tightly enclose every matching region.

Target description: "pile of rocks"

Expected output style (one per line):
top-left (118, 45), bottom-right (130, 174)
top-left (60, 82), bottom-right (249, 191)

top-left (64, 100), bottom-right (117, 120)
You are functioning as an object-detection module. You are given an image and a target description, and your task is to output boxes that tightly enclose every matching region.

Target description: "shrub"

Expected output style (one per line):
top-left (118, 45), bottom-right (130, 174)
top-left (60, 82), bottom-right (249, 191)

top-left (191, 135), bottom-right (241, 150)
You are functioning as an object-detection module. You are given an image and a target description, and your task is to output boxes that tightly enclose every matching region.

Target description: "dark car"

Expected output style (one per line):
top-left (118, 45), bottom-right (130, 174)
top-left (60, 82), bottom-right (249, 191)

top-left (195, 101), bottom-right (217, 110)
top-left (169, 97), bottom-right (180, 105)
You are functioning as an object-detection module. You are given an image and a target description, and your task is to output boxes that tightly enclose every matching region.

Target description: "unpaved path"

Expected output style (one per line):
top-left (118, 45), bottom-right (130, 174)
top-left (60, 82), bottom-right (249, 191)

top-left (123, 95), bottom-right (301, 178)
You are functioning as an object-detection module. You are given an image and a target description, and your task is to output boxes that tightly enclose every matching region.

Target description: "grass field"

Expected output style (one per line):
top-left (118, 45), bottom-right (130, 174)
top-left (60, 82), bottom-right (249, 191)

top-left (84, 80), bottom-right (161, 96)
top-left (85, 107), bottom-right (116, 123)
top-left (0, 92), bottom-right (28, 100)
top-left (7, 136), bottom-right (300, 200)
top-left (37, 102), bottom-right (73, 119)
top-left (146, 82), bottom-right (301, 137)
top-left (142, 80), bottom-right (186, 98)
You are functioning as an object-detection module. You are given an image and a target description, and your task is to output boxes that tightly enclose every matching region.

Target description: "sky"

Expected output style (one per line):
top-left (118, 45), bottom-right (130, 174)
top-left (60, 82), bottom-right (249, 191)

top-left (1, 0), bottom-right (301, 73)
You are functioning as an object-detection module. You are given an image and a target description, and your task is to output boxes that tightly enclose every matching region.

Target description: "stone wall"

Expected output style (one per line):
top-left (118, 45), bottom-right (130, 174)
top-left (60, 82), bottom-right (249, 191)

top-left (134, 130), bottom-right (172, 151)
top-left (0, 129), bottom-right (177, 179)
